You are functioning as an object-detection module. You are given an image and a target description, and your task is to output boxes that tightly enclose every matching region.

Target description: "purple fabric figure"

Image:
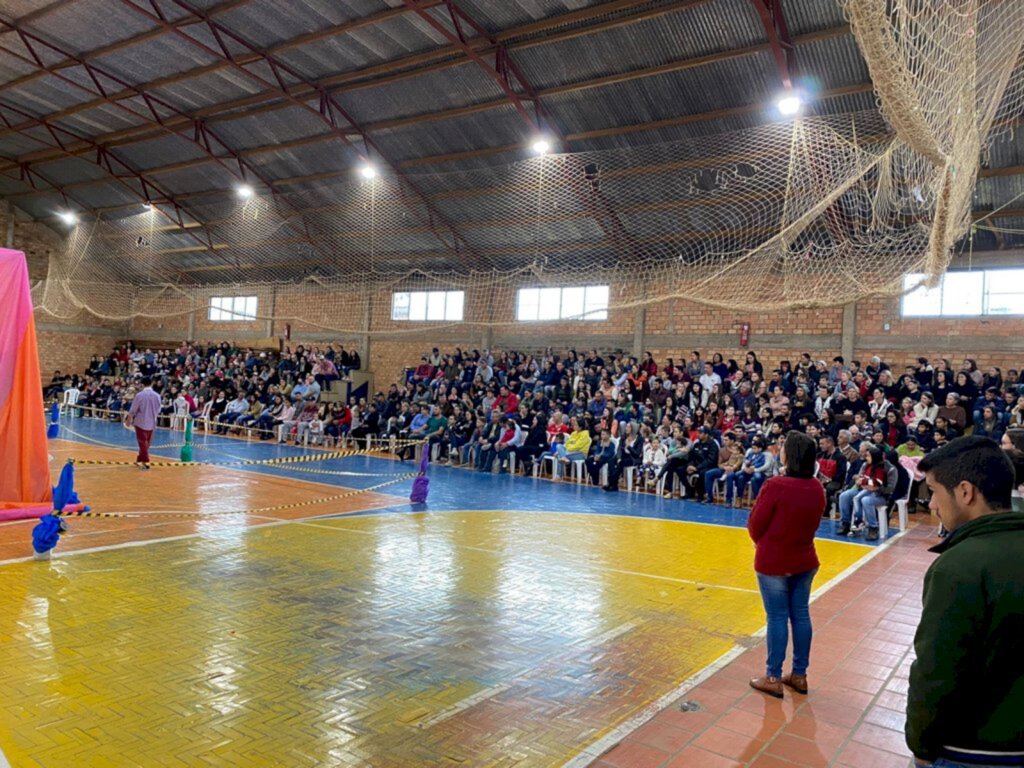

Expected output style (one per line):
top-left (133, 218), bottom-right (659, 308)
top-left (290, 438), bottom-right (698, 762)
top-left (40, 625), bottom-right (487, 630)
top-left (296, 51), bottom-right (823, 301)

top-left (409, 450), bottom-right (429, 503)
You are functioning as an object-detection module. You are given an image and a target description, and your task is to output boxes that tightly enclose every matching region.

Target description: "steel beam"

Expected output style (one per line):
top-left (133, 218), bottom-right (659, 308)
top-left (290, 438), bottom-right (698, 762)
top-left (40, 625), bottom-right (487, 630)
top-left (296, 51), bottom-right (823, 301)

top-left (0, 98), bottom-right (229, 269)
top-left (750, 0), bottom-right (797, 88)
top-left (399, 0), bottom-right (646, 262)
top-left (0, 0), bottom-right (715, 168)
top-left (0, 20), bottom-right (851, 183)
top-left (115, 0), bottom-right (476, 261)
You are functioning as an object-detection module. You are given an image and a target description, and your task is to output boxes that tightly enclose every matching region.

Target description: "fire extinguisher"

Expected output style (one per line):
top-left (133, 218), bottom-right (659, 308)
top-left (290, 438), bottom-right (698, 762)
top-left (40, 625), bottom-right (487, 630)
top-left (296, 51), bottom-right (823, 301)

top-left (739, 322), bottom-right (750, 347)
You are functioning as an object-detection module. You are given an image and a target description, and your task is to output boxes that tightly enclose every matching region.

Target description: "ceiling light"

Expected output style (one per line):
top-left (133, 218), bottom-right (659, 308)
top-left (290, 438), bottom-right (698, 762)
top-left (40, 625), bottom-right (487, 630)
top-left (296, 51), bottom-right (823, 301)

top-left (236, 184), bottom-right (254, 199)
top-left (777, 93), bottom-right (803, 116)
top-left (360, 164), bottom-right (377, 180)
top-left (531, 138), bottom-right (551, 155)
top-left (57, 210), bottom-right (77, 225)
top-left (143, 201), bottom-right (153, 211)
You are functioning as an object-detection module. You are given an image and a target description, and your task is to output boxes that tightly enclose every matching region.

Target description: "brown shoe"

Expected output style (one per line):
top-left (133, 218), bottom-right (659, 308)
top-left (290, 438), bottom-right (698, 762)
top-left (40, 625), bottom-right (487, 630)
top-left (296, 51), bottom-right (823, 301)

top-left (781, 673), bottom-right (808, 694)
top-left (749, 676), bottom-right (784, 698)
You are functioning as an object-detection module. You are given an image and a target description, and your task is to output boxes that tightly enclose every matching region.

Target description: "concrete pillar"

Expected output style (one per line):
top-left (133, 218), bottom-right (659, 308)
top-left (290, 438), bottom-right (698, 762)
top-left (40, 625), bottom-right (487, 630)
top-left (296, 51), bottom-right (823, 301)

top-left (633, 305), bottom-right (646, 358)
top-left (266, 286), bottom-right (277, 338)
top-left (841, 302), bottom-right (856, 363)
top-left (361, 292), bottom-right (373, 369)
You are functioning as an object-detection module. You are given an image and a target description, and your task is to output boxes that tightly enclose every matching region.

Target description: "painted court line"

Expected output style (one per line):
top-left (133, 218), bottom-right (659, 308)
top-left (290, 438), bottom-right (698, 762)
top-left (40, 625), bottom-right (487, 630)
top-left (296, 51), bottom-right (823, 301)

top-left (297, 519), bottom-right (761, 594)
top-left (50, 436), bottom-right (408, 499)
top-left (0, 506), bottom-right (393, 566)
top-left (561, 528), bottom-right (907, 768)
top-left (419, 621), bottom-right (639, 729)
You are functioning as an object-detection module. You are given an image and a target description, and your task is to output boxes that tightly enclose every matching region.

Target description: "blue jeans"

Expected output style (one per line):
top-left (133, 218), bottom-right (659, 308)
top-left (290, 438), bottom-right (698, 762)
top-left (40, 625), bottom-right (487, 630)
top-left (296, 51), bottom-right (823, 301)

top-left (703, 468), bottom-right (726, 501)
top-left (932, 760), bottom-right (1011, 768)
top-left (756, 568), bottom-right (818, 678)
top-left (840, 487), bottom-right (883, 526)
top-left (728, 471), bottom-right (765, 502)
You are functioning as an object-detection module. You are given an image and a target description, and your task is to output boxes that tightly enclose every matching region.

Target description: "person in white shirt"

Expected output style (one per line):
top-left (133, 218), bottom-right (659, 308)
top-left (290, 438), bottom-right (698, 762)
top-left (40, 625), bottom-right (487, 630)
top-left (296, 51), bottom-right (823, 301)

top-left (910, 392), bottom-right (939, 429)
top-left (699, 361), bottom-right (722, 392)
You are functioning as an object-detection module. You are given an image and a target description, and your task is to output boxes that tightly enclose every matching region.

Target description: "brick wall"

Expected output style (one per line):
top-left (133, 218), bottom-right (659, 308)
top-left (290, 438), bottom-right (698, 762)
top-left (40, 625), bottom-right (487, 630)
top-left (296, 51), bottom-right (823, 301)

top-left (35, 328), bottom-right (124, 377)
top-left (31, 274), bottom-right (1024, 388)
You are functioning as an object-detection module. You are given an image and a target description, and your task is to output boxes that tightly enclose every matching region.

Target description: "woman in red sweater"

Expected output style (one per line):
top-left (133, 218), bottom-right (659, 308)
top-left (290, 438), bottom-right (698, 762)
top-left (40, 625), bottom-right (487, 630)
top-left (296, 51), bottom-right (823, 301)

top-left (747, 430), bottom-right (825, 698)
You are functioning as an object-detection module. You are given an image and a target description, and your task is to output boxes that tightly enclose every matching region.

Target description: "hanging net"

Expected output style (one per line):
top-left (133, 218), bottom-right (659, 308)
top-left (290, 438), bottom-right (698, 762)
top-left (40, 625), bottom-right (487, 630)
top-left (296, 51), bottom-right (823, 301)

top-left (31, 0), bottom-right (1024, 332)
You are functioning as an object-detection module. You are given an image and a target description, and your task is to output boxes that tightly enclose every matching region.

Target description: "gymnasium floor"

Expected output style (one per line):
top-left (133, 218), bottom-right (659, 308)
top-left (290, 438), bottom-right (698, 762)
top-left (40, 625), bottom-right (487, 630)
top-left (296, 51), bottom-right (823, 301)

top-left (0, 419), bottom-right (913, 768)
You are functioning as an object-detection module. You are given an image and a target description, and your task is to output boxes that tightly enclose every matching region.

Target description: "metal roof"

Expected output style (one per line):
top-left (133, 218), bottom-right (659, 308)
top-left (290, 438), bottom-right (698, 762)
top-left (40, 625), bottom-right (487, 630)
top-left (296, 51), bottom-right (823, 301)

top-left (0, 0), bottom-right (1019, 280)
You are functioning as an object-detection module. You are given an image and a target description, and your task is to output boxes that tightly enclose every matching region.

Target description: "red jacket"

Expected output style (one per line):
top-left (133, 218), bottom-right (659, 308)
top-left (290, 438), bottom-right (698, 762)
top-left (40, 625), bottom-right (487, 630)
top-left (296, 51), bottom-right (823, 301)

top-left (747, 475), bottom-right (825, 576)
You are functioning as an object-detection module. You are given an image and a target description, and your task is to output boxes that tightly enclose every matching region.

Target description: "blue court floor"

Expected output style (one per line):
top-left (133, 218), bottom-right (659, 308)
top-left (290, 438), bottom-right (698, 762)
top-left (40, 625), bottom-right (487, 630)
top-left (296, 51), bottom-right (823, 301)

top-left (55, 416), bottom-right (876, 546)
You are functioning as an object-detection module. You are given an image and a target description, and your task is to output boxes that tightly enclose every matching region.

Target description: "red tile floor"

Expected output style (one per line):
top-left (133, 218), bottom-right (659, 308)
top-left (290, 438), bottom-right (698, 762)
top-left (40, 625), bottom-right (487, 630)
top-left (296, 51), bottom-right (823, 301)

top-left (590, 523), bottom-right (937, 768)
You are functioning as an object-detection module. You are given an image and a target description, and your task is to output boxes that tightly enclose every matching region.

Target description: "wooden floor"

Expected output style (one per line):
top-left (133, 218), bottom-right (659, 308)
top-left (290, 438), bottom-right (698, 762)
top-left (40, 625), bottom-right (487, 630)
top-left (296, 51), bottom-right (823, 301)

top-left (0, 421), bottom-right (932, 767)
top-left (0, 438), bottom-right (406, 562)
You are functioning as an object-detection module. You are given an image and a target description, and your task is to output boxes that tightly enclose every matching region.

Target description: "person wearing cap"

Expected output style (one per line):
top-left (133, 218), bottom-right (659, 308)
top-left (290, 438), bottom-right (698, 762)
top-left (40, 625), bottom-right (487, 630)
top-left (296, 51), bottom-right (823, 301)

top-left (906, 436), bottom-right (1024, 766)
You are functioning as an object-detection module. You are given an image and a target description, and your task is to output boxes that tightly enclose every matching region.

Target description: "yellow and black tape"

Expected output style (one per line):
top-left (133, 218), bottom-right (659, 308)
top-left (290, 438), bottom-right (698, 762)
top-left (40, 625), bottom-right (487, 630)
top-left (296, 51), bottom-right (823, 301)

top-left (53, 473), bottom-right (417, 520)
top-left (69, 442), bottom-right (428, 469)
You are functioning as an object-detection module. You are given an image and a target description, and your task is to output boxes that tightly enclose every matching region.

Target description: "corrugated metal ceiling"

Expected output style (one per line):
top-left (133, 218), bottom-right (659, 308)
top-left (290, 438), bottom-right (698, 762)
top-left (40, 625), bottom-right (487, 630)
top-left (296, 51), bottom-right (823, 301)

top-left (0, 0), bottom-right (1019, 275)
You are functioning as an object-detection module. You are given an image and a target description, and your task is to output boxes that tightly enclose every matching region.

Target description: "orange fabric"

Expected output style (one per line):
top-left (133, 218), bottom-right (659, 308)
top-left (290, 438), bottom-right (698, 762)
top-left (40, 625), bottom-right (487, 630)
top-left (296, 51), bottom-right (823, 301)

top-left (0, 255), bottom-right (51, 510)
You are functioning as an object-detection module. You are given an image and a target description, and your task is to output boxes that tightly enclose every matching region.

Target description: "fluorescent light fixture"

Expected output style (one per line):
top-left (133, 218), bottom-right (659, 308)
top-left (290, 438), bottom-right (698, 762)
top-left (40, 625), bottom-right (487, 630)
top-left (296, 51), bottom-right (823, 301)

top-left (57, 210), bottom-right (77, 225)
top-left (777, 93), bottom-right (803, 116)
top-left (531, 138), bottom-right (551, 155)
top-left (360, 164), bottom-right (377, 180)
top-left (236, 184), bottom-right (254, 199)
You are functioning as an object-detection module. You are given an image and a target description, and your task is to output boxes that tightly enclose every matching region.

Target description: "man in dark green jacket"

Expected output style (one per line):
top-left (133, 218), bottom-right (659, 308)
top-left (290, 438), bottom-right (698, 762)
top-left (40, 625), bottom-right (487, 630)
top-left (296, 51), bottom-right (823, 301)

top-left (907, 436), bottom-right (1024, 766)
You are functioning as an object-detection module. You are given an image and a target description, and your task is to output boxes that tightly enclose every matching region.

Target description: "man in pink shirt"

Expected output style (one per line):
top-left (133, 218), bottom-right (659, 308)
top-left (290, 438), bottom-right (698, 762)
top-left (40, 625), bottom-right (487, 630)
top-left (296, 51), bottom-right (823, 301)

top-left (126, 376), bottom-right (162, 467)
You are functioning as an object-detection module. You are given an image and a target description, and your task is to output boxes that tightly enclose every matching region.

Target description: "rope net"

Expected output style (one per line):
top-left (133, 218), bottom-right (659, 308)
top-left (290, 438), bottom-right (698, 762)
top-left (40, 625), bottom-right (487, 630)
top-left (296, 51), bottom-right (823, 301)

top-left (32, 0), bottom-right (1024, 331)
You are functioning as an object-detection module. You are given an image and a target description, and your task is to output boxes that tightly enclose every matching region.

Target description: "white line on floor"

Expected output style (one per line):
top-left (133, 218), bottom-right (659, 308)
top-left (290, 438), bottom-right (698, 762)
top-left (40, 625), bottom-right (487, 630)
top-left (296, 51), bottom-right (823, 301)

top-left (419, 621), bottom-right (639, 730)
top-left (297, 521), bottom-right (760, 594)
top-left (562, 526), bottom-right (910, 768)
top-left (0, 503), bottom-right (396, 566)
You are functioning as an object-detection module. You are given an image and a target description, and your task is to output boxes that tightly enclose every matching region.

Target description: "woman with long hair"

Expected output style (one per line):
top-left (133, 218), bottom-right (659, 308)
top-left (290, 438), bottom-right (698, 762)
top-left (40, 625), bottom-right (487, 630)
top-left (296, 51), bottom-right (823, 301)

top-left (880, 409), bottom-right (906, 447)
top-left (747, 431), bottom-right (825, 698)
top-left (1001, 428), bottom-right (1024, 511)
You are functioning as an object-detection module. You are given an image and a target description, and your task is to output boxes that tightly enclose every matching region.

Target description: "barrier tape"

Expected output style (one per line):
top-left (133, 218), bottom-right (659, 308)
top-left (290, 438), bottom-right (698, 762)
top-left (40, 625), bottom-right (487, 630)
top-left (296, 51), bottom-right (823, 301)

top-left (56, 403), bottom-right (427, 449)
top-left (193, 442), bottom-right (413, 479)
top-left (69, 444), bottom-right (421, 468)
top-left (53, 473), bottom-right (417, 520)
top-left (58, 423), bottom-right (188, 452)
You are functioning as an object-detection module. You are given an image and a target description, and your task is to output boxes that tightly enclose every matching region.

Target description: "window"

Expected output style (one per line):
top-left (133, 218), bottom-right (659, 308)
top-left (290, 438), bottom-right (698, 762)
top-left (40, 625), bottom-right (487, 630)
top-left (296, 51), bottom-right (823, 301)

top-left (391, 290), bottom-right (464, 321)
top-left (209, 295), bottom-right (257, 322)
top-left (516, 285), bottom-right (609, 321)
top-left (902, 269), bottom-right (1024, 317)
top-left (985, 268), bottom-right (1024, 315)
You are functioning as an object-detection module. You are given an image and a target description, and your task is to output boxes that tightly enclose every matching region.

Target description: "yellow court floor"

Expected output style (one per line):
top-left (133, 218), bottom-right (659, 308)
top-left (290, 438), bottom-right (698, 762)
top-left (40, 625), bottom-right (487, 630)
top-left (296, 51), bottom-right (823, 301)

top-left (0, 510), bottom-right (868, 767)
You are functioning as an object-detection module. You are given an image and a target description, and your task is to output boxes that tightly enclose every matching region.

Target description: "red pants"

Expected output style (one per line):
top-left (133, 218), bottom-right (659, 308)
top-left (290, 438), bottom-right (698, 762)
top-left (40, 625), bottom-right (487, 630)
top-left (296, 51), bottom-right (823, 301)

top-left (135, 427), bottom-right (153, 463)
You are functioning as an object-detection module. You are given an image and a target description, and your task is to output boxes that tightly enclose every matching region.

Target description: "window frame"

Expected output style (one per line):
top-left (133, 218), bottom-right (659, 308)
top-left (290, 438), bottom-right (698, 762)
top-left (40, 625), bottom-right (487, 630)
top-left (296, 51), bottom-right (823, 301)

top-left (515, 285), bottom-right (610, 322)
top-left (901, 268), bottom-right (1024, 318)
top-left (390, 290), bottom-right (465, 322)
top-left (208, 295), bottom-right (258, 322)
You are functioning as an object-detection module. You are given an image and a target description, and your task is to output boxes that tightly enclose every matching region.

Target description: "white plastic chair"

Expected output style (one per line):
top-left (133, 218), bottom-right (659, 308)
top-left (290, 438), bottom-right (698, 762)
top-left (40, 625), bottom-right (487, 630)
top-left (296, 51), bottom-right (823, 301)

top-left (171, 400), bottom-right (189, 431)
top-left (60, 388), bottom-right (80, 416)
top-left (877, 478), bottom-right (913, 539)
top-left (540, 453), bottom-right (558, 479)
top-left (198, 401), bottom-right (213, 432)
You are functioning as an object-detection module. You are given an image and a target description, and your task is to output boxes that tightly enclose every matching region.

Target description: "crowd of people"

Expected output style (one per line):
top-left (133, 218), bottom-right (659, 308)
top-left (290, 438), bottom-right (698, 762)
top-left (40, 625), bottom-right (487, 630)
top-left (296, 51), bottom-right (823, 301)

top-left (44, 341), bottom-right (1024, 767)
top-left (48, 342), bottom-right (1024, 539)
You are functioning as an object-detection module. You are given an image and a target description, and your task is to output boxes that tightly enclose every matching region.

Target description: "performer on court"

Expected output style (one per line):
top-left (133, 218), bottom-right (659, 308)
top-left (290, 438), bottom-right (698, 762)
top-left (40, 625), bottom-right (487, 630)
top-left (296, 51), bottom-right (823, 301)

top-left (125, 376), bottom-right (161, 468)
